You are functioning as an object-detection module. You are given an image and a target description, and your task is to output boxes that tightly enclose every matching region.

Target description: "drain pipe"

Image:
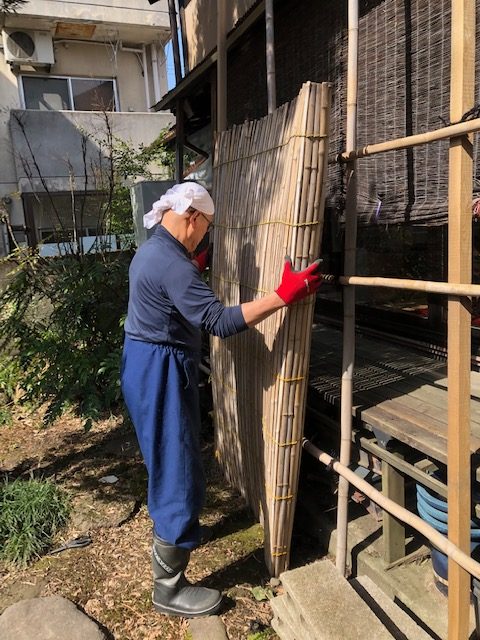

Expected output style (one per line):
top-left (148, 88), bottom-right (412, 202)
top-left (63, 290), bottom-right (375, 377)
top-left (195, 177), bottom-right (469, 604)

top-left (151, 44), bottom-right (161, 104)
top-left (336, 0), bottom-right (359, 576)
top-left (142, 45), bottom-right (151, 110)
top-left (303, 437), bottom-right (480, 581)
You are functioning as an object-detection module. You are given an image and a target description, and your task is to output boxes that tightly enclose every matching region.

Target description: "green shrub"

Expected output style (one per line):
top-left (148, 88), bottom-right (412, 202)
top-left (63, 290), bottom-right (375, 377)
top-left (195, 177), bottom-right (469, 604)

top-left (0, 353), bottom-right (21, 425)
top-left (0, 250), bottom-right (131, 429)
top-left (0, 477), bottom-right (70, 566)
top-left (0, 353), bottom-right (21, 401)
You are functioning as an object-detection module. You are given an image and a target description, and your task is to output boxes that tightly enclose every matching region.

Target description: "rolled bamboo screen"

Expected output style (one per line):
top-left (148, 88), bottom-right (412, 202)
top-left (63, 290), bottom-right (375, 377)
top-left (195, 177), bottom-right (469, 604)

top-left (210, 81), bottom-right (331, 575)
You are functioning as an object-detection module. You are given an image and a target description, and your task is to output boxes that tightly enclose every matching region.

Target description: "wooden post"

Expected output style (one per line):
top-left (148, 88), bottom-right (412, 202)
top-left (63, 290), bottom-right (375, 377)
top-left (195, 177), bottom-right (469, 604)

top-left (177, 0), bottom-right (189, 75)
top-left (382, 455), bottom-right (406, 564)
top-left (447, 1), bottom-right (475, 638)
top-left (336, 0), bottom-right (358, 576)
top-left (216, 0), bottom-right (227, 133)
top-left (175, 98), bottom-right (184, 181)
top-left (167, 0), bottom-right (182, 85)
top-left (265, 0), bottom-right (276, 114)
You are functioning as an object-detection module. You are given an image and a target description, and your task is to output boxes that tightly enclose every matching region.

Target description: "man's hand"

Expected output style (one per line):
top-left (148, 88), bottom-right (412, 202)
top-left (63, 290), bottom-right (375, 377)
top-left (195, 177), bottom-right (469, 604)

top-left (275, 256), bottom-right (322, 305)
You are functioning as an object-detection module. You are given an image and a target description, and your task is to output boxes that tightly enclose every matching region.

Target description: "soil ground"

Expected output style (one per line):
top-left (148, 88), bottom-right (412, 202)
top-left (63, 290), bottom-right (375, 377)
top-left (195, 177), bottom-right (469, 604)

top-left (0, 391), bottom-right (321, 640)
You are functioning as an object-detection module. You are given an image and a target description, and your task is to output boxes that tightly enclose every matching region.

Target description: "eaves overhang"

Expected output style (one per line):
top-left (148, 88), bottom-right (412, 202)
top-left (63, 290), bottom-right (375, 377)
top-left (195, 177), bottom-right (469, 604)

top-left (152, 0), bottom-right (265, 112)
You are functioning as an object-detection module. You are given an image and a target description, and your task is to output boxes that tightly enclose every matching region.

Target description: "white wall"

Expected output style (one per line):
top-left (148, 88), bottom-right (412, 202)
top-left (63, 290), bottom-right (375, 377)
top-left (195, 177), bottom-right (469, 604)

top-left (0, 57), bottom-right (24, 228)
top-left (9, 110), bottom-right (174, 193)
top-left (0, 1), bottom-right (174, 249)
top-left (12, 0), bottom-right (170, 30)
top-left (52, 41), bottom-right (149, 112)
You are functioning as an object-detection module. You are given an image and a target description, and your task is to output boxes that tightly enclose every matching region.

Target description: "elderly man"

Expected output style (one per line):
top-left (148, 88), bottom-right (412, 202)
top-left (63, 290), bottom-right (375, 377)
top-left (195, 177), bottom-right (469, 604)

top-left (121, 181), bottom-right (321, 618)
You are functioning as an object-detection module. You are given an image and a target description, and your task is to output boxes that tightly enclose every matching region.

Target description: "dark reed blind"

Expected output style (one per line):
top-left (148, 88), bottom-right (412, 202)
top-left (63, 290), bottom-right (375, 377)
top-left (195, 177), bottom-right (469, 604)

top-left (228, 0), bottom-right (480, 226)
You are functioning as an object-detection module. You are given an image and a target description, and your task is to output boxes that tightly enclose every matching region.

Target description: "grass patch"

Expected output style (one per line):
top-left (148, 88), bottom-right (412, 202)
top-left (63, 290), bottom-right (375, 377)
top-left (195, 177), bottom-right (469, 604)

top-left (247, 632), bottom-right (276, 640)
top-left (0, 476), bottom-right (70, 566)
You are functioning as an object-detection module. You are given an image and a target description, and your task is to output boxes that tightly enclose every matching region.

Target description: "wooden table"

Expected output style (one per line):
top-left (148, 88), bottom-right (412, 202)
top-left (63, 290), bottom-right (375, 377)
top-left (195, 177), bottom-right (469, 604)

top-left (307, 322), bottom-right (480, 563)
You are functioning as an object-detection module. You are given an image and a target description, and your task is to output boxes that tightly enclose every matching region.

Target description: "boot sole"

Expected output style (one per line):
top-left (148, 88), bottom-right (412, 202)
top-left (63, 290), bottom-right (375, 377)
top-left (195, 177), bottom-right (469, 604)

top-left (152, 596), bottom-right (223, 618)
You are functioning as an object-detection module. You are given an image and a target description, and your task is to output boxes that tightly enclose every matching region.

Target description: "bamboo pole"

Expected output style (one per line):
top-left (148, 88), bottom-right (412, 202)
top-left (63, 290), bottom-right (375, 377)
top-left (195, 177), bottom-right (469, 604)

top-left (265, 0), bottom-right (276, 114)
top-left (266, 102), bottom-right (298, 572)
top-left (302, 438), bottom-right (480, 582)
top-left (337, 117), bottom-right (480, 163)
top-left (447, 1), bottom-right (475, 637)
top-left (336, 0), bottom-right (358, 577)
top-left (269, 95), bottom-right (305, 574)
top-left (336, 275), bottom-right (480, 297)
top-left (216, 0), bottom-right (227, 133)
top-left (274, 89), bottom-right (314, 572)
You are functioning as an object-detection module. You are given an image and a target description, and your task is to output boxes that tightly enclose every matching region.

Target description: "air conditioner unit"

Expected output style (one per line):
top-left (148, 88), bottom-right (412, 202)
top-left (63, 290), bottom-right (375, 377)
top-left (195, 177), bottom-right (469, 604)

top-left (2, 29), bottom-right (54, 66)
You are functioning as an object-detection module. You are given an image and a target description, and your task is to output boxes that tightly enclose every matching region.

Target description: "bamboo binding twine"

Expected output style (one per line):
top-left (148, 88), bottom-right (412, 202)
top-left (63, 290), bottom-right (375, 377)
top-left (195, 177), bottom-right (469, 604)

top-left (211, 82), bottom-right (332, 576)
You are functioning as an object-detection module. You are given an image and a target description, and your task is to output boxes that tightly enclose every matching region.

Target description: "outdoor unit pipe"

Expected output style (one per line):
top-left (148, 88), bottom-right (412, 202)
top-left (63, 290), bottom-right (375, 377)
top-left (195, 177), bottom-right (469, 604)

top-left (119, 42), bottom-right (144, 54)
top-left (302, 437), bottom-right (480, 581)
top-left (54, 39), bottom-right (118, 47)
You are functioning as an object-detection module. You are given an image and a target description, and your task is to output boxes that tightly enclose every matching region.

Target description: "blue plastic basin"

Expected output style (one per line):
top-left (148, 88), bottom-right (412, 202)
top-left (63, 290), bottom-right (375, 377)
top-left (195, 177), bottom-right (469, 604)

top-left (416, 482), bottom-right (480, 585)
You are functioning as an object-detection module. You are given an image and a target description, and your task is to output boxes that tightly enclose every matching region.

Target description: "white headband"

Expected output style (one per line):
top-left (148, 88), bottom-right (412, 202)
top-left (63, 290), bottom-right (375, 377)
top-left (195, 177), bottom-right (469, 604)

top-left (143, 181), bottom-right (215, 229)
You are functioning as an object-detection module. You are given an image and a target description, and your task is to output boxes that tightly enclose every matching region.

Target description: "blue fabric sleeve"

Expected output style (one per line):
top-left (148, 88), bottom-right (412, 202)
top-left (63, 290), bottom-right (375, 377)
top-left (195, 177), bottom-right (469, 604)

top-left (162, 259), bottom-right (248, 338)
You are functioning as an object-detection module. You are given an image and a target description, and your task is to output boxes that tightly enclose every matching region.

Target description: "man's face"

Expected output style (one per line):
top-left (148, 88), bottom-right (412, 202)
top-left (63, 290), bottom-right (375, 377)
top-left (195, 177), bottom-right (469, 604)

top-left (189, 208), bottom-right (214, 249)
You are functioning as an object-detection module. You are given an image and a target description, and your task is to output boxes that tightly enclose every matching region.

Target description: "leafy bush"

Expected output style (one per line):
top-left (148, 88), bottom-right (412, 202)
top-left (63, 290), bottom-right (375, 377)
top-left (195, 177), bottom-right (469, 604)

top-left (0, 353), bottom-right (21, 425)
top-left (0, 120), bottom-right (176, 429)
top-left (0, 249), bottom-right (131, 429)
top-left (0, 477), bottom-right (70, 566)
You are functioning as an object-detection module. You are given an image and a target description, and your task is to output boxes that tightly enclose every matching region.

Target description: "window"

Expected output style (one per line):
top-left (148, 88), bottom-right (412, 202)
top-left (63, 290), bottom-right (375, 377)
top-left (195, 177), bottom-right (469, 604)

top-left (25, 193), bottom-right (123, 257)
top-left (22, 75), bottom-right (118, 111)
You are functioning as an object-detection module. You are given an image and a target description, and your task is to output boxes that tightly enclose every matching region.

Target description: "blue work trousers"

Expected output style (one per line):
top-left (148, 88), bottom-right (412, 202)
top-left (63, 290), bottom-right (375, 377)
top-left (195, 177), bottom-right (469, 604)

top-left (121, 336), bottom-right (205, 549)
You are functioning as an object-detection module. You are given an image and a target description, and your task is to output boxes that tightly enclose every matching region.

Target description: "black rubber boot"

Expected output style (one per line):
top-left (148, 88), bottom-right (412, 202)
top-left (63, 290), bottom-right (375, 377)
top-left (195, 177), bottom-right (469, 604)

top-left (152, 533), bottom-right (222, 617)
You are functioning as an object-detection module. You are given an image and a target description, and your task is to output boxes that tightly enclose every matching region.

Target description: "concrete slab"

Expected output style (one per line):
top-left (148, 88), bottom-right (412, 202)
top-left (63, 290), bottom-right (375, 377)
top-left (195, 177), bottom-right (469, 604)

top-left (351, 575), bottom-right (434, 640)
top-left (280, 559), bottom-right (394, 640)
top-left (189, 615), bottom-right (228, 640)
top-left (301, 498), bottom-right (478, 639)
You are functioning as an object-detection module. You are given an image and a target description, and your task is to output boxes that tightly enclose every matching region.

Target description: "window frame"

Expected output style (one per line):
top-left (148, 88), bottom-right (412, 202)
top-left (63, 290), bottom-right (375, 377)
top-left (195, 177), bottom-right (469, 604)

top-left (19, 74), bottom-right (120, 112)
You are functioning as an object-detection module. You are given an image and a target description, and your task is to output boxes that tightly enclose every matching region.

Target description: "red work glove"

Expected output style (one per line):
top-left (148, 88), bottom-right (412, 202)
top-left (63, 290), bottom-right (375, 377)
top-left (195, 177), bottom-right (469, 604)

top-left (275, 256), bottom-right (322, 305)
top-left (192, 245), bottom-right (211, 272)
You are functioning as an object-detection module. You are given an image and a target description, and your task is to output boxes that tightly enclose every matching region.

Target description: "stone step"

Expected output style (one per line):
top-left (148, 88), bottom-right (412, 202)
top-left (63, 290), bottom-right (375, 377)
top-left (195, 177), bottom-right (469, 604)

top-left (189, 615), bottom-right (228, 640)
top-left (350, 576), bottom-right (435, 640)
top-left (275, 559), bottom-right (395, 640)
top-left (270, 594), bottom-right (304, 640)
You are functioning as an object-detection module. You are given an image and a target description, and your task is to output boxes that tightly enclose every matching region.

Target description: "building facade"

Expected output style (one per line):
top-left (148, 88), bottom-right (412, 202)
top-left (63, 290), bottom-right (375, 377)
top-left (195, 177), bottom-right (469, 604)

top-left (0, 0), bottom-right (175, 256)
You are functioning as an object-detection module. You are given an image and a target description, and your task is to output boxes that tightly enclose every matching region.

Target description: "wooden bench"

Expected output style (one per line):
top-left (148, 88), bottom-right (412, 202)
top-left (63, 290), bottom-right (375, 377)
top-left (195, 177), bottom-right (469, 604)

top-left (306, 322), bottom-right (480, 564)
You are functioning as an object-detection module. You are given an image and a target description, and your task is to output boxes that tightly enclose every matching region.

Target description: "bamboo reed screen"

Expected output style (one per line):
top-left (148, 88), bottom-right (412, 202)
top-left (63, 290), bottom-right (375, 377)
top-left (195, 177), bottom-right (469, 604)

top-left (210, 82), bottom-right (331, 575)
